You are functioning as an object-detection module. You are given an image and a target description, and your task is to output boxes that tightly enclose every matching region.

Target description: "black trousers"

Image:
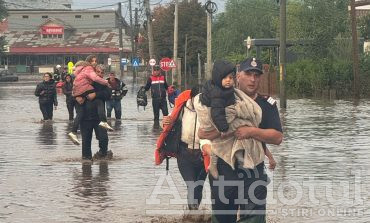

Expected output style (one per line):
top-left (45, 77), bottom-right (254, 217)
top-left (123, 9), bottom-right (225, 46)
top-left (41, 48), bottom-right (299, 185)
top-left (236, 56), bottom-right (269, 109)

top-left (177, 143), bottom-right (207, 208)
top-left (66, 100), bottom-right (75, 120)
top-left (39, 101), bottom-right (54, 120)
top-left (152, 97), bottom-right (168, 121)
top-left (209, 160), bottom-right (267, 223)
top-left (72, 99), bottom-right (106, 133)
top-left (80, 120), bottom-right (108, 159)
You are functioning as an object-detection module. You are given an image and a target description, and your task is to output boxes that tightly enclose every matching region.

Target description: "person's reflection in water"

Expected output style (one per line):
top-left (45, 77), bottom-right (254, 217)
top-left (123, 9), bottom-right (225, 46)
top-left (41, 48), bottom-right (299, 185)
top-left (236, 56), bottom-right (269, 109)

top-left (73, 161), bottom-right (112, 212)
top-left (37, 122), bottom-right (57, 146)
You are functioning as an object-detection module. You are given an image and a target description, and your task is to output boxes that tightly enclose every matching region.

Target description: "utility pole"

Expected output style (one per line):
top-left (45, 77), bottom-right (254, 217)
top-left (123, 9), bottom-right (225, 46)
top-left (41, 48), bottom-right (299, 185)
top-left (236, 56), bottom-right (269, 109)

top-left (198, 53), bottom-right (201, 88)
top-left (129, 0), bottom-right (135, 77)
top-left (173, 0), bottom-right (179, 84)
top-left (144, 0), bottom-right (155, 60)
top-left (184, 34), bottom-right (188, 89)
top-left (350, 0), bottom-right (360, 99)
top-left (118, 2), bottom-right (124, 79)
top-left (206, 1), bottom-right (212, 80)
top-left (279, 0), bottom-right (287, 109)
top-left (133, 7), bottom-right (139, 82)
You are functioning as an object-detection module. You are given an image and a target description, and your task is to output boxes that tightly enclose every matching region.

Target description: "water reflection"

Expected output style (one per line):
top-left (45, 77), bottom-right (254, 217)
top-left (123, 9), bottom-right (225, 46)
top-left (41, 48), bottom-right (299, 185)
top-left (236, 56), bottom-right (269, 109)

top-left (37, 122), bottom-right (57, 146)
top-left (73, 162), bottom-right (110, 198)
top-left (2, 78), bottom-right (370, 222)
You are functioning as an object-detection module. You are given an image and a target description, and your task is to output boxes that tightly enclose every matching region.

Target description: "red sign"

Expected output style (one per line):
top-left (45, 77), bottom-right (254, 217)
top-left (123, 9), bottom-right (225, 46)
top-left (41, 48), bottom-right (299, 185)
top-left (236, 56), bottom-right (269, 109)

top-left (160, 57), bottom-right (176, 71)
top-left (41, 26), bottom-right (64, 35)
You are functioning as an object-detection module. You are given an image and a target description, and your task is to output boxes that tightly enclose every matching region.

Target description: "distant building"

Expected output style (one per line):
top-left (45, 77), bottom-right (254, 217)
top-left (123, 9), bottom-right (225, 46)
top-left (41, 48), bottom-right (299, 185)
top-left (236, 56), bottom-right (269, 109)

top-left (0, 0), bottom-right (132, 74)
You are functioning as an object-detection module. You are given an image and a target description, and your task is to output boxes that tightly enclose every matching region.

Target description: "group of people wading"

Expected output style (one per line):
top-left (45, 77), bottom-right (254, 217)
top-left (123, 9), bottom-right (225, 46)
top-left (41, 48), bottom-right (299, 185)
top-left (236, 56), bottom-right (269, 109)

top-left (160, 57), bottom-right (283, 223)
top-left (35, 55), bottom-right (283, 223)
top-left (35, 55), bottom-right (127, 161)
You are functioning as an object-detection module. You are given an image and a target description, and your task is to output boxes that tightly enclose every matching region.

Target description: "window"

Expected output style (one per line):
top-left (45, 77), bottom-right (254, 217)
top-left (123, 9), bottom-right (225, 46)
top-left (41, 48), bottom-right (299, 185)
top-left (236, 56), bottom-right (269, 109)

top-left (46, 55), bottom-right (54, 64)
top-left (42, 34), bottom-right (63, 39)
top-left (0, 56), bottom-right (8, 66)
top-left (9, 55), bottom-right (19, 65)
top-left (75, 15), bottom-right (81, 19)
top-left (39, 55), bottom-right (46, 65)
top-left (93, 15), bottom-right (100, 18)
top-left (55, 55), bottom-right (64, 65)
top-left (22, 15), bottom-right (29, 19)
top-left (19, 55), bottom-right (26, 65)
top-left (42, 15), bottom-right (48, 18)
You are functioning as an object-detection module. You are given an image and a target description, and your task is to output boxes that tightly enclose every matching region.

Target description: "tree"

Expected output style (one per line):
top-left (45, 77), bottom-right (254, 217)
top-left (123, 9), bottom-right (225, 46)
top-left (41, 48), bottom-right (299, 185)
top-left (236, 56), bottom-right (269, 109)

top-left (359, 14), bottom-right (370, 40)
top-left (0, 0), bottom-right (8, 54)
top-left (288, 0), bottom-right (349, 58)
top-left (139, 1), bottom-right (207, 70)
top-left (212, 0), bottom-right (278, 60)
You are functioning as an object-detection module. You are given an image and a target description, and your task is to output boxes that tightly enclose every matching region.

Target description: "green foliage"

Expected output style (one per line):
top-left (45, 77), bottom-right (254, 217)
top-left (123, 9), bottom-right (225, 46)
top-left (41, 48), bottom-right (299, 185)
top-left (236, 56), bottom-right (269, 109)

top-left (358, 14), bottom-right (370, 40)
top-left (286, 54), bottom-right (370, 98)
top-left (212, 0), bottom-right (278, 60)
top-left (139, 1), bottom-right (206, 69)
top-left (285, 0), bottom-right (350, 58)
top-left (224, 52), bottom-right (245, 65)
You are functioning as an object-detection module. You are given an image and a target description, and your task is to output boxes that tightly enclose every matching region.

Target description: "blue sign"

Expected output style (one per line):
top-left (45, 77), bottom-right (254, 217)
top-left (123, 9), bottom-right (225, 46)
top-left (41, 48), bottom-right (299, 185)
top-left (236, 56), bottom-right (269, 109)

top-left (121, 58), bottom-right (127, 65)
top-left (132, 58), bottom-right (140, 67)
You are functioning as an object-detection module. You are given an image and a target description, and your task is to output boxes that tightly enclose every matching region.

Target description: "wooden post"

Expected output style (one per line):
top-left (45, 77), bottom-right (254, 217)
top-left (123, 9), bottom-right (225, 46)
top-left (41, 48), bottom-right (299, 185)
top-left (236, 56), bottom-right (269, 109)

top-left (350, 0), bottom-right (360, 99)
top-left (279, 0), bottom-right (287, 109)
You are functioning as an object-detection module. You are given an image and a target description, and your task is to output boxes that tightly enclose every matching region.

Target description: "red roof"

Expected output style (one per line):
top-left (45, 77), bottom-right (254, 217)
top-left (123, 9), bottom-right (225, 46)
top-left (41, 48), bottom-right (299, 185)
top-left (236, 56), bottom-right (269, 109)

top-left (10, 47), bottom-right (124, 54)
top-left (2, 29), bottom-right (132, 54)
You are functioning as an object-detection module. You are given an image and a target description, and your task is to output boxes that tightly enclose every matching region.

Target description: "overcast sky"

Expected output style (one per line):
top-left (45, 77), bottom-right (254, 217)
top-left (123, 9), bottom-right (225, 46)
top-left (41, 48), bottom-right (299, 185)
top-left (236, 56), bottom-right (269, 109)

top-left (72, 0), bottom-right (226, 16)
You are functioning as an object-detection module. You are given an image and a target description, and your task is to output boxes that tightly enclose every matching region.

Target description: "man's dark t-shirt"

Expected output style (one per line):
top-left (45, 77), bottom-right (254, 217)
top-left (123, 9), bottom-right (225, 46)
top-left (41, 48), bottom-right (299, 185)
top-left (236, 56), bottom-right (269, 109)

top-left (255, 95), bottom-right (283, 149)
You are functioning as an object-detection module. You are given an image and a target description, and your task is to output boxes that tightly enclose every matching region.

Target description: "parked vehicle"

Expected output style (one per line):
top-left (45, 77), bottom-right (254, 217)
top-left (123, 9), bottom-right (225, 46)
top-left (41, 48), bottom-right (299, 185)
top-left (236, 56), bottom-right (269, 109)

top-left (0, 70), bottom-right (19, 82)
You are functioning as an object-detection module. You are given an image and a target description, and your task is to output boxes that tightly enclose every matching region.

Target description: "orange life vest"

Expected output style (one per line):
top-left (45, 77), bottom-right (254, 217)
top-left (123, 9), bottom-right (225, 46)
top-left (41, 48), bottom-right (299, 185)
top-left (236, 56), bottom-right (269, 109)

top-left (154, 90), bottom-right (191, 165)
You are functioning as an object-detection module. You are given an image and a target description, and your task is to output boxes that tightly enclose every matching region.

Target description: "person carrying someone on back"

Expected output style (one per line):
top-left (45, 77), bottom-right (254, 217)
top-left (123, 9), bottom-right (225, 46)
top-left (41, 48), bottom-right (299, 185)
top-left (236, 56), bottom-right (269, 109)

top-left (144, 68), bottom-right (169, 123)
top-left (67, 58), bottom-right (113, 145)
top-left (196, 60), bottom-right (276, 179)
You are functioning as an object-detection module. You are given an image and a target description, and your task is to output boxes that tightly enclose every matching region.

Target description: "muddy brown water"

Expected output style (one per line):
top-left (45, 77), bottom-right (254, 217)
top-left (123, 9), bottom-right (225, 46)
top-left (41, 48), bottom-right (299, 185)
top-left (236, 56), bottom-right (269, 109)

top-left (0, 76), bottom-right (369, 223)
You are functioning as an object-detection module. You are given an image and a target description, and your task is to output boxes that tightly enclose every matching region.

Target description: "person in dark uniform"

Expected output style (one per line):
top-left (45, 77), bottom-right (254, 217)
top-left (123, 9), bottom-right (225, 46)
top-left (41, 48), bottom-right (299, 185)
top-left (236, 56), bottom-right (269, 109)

top-left (34, 72), bottom-right (58, 121)
top-left (106, 72), bottom-right (127, 119)
top-left (144, 69), bottom-right (169, 122)
top-left (199, 58), bottom-right (283, 223)
top-left (62, 75), bottom-right (75, 121)
top-left (75, 65), bottom-right (112, 161)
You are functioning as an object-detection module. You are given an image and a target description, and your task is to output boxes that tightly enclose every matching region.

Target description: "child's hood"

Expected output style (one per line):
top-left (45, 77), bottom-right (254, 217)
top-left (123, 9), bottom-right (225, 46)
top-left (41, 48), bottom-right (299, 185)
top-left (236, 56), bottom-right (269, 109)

top-left (212, 60), bottom-right (236, 88)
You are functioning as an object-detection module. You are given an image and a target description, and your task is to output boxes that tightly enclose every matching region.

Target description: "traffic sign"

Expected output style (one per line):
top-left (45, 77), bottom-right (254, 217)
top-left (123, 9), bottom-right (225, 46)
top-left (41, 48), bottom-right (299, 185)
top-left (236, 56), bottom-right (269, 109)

top-left (132, 58), bottom-right (140, 67)
top-left (107, 58), bottom-right (112, 66)
top-left (160, 57), bottom-right (176, 71)
top-left (149, 58), bottom-right (156, 66)
top-left (121, 58), bottom-right (127, 65)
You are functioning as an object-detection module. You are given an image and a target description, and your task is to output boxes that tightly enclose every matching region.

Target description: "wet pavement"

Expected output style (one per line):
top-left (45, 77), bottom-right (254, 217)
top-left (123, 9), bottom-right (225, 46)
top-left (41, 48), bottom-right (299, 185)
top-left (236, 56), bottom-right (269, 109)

top-left (0, 75), bottom-right (369, 223)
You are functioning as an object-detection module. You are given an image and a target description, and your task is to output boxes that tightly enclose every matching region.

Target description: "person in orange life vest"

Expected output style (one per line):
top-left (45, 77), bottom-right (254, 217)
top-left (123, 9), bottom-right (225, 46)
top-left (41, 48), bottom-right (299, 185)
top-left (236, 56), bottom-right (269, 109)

top-left (144, 69), bottom-right (169, 122)
top-left (162, 86), bottom-right (206, 211)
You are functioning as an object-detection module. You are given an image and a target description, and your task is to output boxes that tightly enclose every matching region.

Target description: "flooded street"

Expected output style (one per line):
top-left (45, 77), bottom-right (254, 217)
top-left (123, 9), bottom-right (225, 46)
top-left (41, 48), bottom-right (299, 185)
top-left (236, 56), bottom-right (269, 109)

top-left (0, 76), bottom-right (369, 223)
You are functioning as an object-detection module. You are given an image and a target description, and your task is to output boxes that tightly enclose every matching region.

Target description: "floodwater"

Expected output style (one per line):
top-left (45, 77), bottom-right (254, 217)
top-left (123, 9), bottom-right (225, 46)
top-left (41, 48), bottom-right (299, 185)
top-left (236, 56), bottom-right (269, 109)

top-left (0, 75), bottom-right (369, 223)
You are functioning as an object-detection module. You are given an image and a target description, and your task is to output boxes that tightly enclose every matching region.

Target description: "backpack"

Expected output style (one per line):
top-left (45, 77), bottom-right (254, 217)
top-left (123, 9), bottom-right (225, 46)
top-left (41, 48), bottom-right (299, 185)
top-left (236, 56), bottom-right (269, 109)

top-left (137, 86), bottom-right (148, 110)
top-left (155, 90), bottom-right (192, 169)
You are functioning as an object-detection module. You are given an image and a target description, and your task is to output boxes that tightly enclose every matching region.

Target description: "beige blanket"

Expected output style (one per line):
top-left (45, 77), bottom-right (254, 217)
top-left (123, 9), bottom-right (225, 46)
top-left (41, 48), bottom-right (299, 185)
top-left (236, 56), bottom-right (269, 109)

top-left (194, 89), bottom-right (265, 169)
